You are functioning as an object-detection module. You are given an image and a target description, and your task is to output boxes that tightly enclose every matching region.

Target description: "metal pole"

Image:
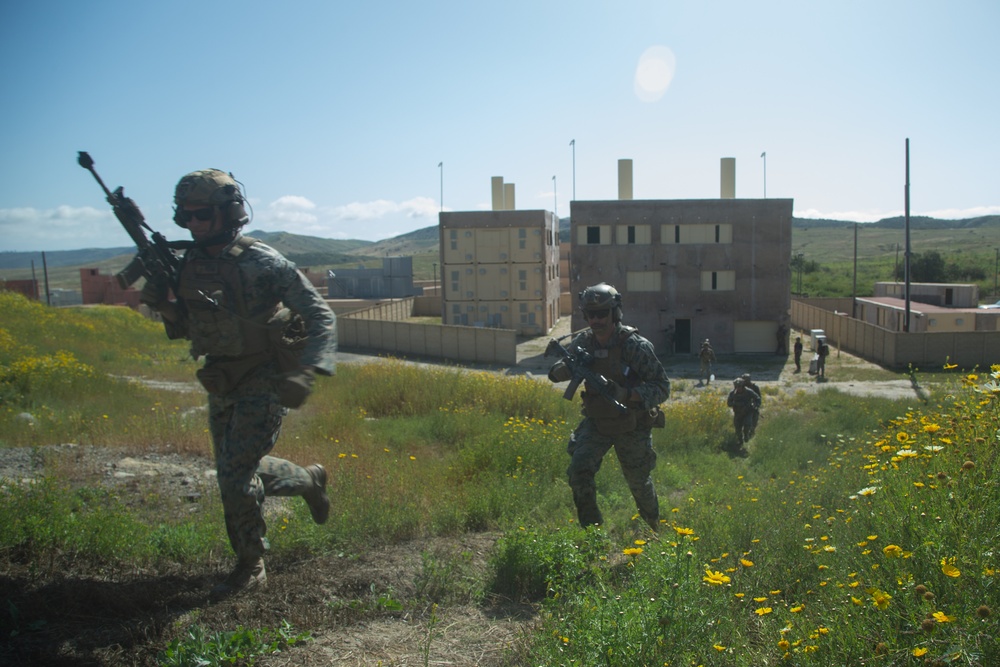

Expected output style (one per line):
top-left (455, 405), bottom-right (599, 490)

top-left (570, 139), bottom-right (576, 201)
top-left (552, 175), bottom-right (557, 216)
top-left (994, 247), bottom-right (998, 298)
top-left (761, 151), bottom-right (767, 198)
top-left (904, 138), bottom-right (911, 332)
top-left (438, 162), bottom-right (443, 211)
top-left (852, 223), bottom-right (858, 317)
top-left (42, 251), bottom-right (50, 306)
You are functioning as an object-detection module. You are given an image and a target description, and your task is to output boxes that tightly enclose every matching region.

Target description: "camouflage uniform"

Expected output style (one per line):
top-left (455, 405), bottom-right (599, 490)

top-left (699, 340), bottom-right (716, 384)
top-left (741, 374), bottom-right (762, 437)
top-left (170, 236), bottom-right (337, 563)
top-left (551, 322), bottom-right (670, 530)
top-left (727, 380), bottom-right (760, 446)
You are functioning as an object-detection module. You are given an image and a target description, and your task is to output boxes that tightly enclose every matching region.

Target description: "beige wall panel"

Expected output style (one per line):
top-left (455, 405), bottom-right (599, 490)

top-left (626, 271), bottom-right (660, 292)
top-left (734, 321), bottom-right (775, 353)
top-left (618, 159), bottom-right (633, 200)
top-left (721, 158), bottom-right (735, 198)
top-left (491, 176), bottom-right (504, 210)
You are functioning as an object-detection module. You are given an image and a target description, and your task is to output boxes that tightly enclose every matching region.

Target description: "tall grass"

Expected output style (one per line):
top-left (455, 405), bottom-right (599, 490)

top-left (0, 289), bottom-right (996, 665)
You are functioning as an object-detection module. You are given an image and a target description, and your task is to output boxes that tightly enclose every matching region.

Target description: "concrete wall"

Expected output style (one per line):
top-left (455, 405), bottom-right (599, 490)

top-left (791, 297), bottom-right (1000, 369)
top-left (339, 297), bottom-right (517, 365)
top-left (79, 268), bottom-right (142, 308)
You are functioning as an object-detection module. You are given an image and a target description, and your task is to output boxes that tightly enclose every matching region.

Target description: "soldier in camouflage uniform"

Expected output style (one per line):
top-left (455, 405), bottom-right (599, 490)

top-left (548, 284), bottom-right (670, 531)
top-left (740, 373), bottom-right (762, 437)
top-left (141, 168), bottom-right (337, 597)
top-left (726, 378), bottom-right (760, 448)
top-left (699, 339), bottom-right (716, 385)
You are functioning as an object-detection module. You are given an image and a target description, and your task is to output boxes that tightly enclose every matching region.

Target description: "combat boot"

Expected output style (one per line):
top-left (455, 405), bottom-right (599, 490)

top-left (211, 557), bottom-right (266, 599)
top-left (303, 464), bottom-right (330, 525)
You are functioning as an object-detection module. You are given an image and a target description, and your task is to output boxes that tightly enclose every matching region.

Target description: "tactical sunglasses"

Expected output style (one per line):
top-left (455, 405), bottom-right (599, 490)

top-left (585, 309), bottom-right (611, 320)
top-left (176, 207), bottom-right (216, 224)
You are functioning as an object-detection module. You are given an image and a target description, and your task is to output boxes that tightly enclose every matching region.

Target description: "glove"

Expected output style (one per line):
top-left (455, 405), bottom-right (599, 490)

top-left (277, 367), bottom-right (316, 409)
top-left (140, 274), bottom-right (170, 309)
top-left (548, 361), bottom-right (571, 383)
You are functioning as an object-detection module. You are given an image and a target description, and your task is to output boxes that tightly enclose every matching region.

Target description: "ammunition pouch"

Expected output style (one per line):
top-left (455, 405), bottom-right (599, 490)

top-left (196, 352), bottom-right (269, 396)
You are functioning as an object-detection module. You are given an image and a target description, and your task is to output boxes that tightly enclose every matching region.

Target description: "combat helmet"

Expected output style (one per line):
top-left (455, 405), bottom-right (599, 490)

top-left (578, 283), bottom-right (623, 322)
top-left (173, 169), bottom-right (249, 228)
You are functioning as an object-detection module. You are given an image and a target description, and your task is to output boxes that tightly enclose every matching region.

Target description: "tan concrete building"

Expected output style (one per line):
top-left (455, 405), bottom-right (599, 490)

top-left (438, 208), bottom-right (561, 336)
top-left (569, 195), bottom-right (793, 354)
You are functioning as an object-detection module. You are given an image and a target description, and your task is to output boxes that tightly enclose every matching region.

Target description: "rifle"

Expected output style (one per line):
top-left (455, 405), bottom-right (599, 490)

top-left (77, 151), bottom-right (182, 291)
top-left (544, 337), bottom-right (628, 414)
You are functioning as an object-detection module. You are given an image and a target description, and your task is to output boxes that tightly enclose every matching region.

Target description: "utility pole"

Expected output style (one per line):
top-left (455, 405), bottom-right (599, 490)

top-left (904, 138), bottom-right (911, 332)
top-left (569, 139), bottom-right (576, 201)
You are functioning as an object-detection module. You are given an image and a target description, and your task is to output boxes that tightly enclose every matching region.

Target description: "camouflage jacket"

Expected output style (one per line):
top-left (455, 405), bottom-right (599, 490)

top-left (565, 323), bottom-right (671, 410)
top-left (172, 235), bottom-right (337, 374)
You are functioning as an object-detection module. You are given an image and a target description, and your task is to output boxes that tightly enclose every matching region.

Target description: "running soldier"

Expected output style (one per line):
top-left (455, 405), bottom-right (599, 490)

top-left (548, 284), bottom-right (670, 531)
top-left (142, 168), bottom-right (337, 597)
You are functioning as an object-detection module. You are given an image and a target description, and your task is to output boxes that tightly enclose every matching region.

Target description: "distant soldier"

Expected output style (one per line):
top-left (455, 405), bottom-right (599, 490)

top-left (740, 373), bottom-right (762, 437)
top-left (663, 324), bottom-right (675, 356)
top-left (699, 339), bottom-right (716, 385)
top-left (816, 339), bottom-right (829, 378)
top-left (776, 323), bottom-right (788, 354)
top-left (727, 378), bottom-right (760, 447)
top-left (793, 336), bottom-right (804, 373)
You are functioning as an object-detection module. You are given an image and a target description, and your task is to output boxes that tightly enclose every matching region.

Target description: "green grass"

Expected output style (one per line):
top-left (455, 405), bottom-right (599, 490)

top-left (0, 289), bottom-right (997, 666)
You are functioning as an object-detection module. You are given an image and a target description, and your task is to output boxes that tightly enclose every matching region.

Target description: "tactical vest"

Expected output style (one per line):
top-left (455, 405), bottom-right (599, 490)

top-left (177, 237), bottom-right (275, 359)
top-left (581, 326), bottom-right (640, 434)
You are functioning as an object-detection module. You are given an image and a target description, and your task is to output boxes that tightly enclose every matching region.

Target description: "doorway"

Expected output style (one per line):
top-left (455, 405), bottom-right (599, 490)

top-left (675, 319), bottom-right (691, 354)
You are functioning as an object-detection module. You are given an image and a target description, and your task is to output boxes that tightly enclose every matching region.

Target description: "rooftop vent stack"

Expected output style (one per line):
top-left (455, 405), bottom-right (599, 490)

top-left (618, 159), bottom-right (633, 200)
top-left (721, 158), bottom-right (736, 199)
top-left (491, 176), bottom-right (504, 210)
top-left (504, 183), bottom-right (516, 210)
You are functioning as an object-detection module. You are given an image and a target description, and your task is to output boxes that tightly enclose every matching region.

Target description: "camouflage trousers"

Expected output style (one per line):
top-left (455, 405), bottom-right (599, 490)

top-left (733, 409), bottom-right (756, 445)
top-left (566, 419), bottom-right (659, 530)
top-left (208, 381), bottom-right (315, 561)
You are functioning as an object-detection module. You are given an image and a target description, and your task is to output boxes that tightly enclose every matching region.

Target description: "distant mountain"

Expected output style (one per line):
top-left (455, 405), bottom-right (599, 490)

top-left (0, 232), bottom-right (373, 272)
top-left (792, 215), bottom-right (1000, 230)
top-left (2, 215), bottom-right (996, 273)
top-left (346, 225), bottom-right (440, 257)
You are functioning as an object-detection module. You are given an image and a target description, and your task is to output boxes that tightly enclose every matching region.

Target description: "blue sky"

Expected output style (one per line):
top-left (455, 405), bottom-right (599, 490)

top-left (1, 1), bottom-right (998, 252)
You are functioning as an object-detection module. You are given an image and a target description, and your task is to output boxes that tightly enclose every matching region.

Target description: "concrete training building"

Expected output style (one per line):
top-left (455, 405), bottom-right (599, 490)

top-left (569, 158), bottom-right (793, 354)
top-left (438, 176), bottom-right (561, 336)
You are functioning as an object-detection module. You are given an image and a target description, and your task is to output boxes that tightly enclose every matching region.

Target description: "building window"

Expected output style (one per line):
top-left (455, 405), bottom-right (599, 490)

top-left (663, 224), bottom-right (733, 244)
top-left (587, 226), bottom-right (600, 244)
top-left (616, 224), bottom-right (650, 245)
top-left (700, 270), bottom-right (736, 291)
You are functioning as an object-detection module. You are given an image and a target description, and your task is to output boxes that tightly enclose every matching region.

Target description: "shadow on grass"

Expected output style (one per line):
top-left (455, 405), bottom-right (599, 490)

top-left (0, 571), bottom-right (211, 666)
